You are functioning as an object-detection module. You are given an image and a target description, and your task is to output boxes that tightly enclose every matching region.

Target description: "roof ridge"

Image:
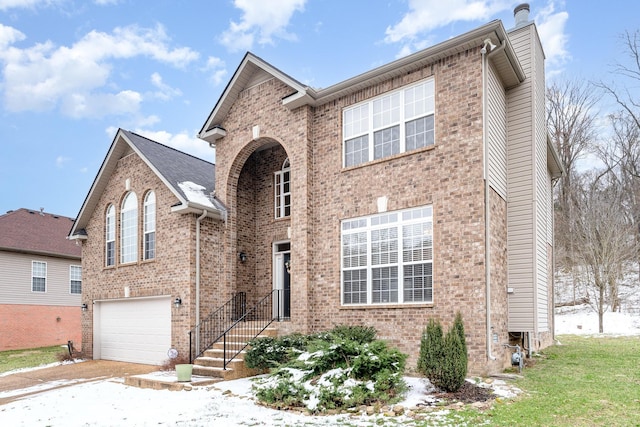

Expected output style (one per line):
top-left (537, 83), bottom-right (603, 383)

top-left (123, 129), bottom-right (215, 166)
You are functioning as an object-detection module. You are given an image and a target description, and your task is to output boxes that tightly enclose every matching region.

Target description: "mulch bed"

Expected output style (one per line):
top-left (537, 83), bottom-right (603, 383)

top-left (433, 381), bottom-right (495, 404)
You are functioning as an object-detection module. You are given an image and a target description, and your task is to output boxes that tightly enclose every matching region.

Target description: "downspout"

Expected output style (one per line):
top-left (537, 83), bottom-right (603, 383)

top-left (195, 209), bottom-right (208, 355)
top-left (482, 39), bottom-right (505, 362)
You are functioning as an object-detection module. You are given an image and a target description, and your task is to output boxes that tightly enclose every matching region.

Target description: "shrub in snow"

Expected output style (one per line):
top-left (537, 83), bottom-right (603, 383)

top-left (251, 325), bottom-right (407, 413)
top-left (417, 313), bottom-right (468, 392)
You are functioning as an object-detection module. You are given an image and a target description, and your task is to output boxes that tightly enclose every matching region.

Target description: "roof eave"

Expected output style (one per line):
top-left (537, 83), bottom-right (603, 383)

top-left (171, 202), bottom-right (227, 221)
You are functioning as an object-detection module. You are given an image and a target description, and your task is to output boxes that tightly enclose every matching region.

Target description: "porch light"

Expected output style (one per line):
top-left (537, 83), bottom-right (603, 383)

top-left (81, 303), bottom-right (88, 312)
top-left (174, 297), bottom-right (182, 308)
top-left (239, 252), bottom-right (247, 263)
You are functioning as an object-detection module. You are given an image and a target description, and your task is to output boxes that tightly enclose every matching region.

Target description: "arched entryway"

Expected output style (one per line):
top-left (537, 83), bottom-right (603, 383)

top-left (230, 139), bottom-right (291, 318)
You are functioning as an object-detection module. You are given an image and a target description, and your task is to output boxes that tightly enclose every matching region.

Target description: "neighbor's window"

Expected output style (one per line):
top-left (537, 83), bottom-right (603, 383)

top-left (143, 191), bottom-right (156, 260)
top-left (70, 265), bottom-right (82, 294)
top-left (120, 192), bottom-right (138, 264)
top-left (274, 158), bottom-right (291, 218)
top-left (105, 204), bottom-right (115, 266)
top-left (32, 261), bottom-right (47, 292)
top-left (341, 205), bottom-right (433, 305)
top-left (343, 78), bottom-right (435, 167)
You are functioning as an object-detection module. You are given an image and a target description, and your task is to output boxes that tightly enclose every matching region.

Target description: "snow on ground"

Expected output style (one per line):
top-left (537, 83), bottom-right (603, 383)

top-left (1, 308), bottom-right (638, 426)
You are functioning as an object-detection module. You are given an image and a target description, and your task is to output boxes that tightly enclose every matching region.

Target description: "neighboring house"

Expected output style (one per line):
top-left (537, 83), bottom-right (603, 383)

top-left (0, 208), bottom-right (82, 351)
top-left (70, 5), bottom-right (562, 374)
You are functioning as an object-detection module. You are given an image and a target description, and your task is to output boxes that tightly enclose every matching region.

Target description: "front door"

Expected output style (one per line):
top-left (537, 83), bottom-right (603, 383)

top-left (273, 241), bottom-right (291, 319)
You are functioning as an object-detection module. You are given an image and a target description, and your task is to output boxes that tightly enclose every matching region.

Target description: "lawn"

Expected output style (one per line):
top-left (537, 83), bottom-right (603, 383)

top-left (457, 335), bottom-right (640, 426)
top-left (0, 345), bottom-right (66, 373)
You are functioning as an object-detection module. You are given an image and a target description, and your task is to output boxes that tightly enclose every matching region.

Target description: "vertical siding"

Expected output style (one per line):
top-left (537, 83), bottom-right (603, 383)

top-left (487, 62), bottom-right (507, 199)
top-left (506, 26), bottom-right (535, 331)
top-left (0, 251), bottom-right (81, 306)
top-left (506, 22), bottom-right (553, 336)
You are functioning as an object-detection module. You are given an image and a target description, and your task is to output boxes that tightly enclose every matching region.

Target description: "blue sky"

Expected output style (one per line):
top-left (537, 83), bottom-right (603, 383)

top-left (0, 0), bottom-right (637, 219)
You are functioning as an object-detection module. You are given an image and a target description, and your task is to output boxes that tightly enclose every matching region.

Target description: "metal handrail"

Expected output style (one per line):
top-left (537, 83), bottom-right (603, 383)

top-left (189, 289), bottom-right (280, 365)
top-left (220, 289), bottom-right (280, 369)
top-left (188, 291), bottom-right (247, 362)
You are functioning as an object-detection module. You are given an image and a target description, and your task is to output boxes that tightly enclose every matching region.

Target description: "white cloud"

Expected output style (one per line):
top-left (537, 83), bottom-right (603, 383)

top-left (128, 128), bottom-right (214, 162)
top-left (385, 0), bottom-right (512, 46)
top-left (150, 72), bottom-right (182, 101)
top-left (203, 56), bottom-right (227, 85)
top-left (0, 24), bottom-right (199, 117)
top-left (535, 1), bottom-right (570, 69)
top-left (55, 155), bottom-right (70, 168)
top-left (0, 0), bottom-right (58, 10)
top-left (220, 0), bottom-right (306, 52)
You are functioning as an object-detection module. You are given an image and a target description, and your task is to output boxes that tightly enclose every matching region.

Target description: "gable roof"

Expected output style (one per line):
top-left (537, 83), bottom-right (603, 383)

top-left (69, 129), bottom-right (226, 239)
top-left (199, 20), bottom-right (525, 144)
top-left (0, 208), bottom-right (81, 258)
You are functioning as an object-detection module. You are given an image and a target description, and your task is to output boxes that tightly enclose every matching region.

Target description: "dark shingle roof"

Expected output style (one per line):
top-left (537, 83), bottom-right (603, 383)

top-left (120, 130), bottom-right (217, 202)
top-left (0, 208), bottom-right (81, 258)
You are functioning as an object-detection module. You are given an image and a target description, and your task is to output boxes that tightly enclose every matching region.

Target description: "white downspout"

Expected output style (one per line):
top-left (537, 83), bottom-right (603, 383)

top-left (195, 209), bottom-right (207, 355)
top-left (481, 39), bottom-right (505, 362)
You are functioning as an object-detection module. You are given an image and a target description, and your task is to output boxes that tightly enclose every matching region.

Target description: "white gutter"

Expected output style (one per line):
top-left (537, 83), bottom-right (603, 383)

top-left (482, 39), bottom-right (506, 362)
top-left (195, 209), bottom-right (207, 355)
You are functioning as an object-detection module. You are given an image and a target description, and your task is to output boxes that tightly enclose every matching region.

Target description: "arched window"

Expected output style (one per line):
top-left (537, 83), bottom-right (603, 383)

top-left (143, 191), bottom-right (156, 260)
top-left (274, 158), bottom-right (291, 218)
top-left (105, 204), bottom-right (115, 266)
top-left (120, 192), bottom-right (138, 263)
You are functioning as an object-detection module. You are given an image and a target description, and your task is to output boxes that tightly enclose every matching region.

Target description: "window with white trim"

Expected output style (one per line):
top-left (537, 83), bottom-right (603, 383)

top-left (143, 191), bottom-right (156, 260)
top-left (120, 192), bottom-right (138, 264)
top-left (70, 265), bottom-right (82, 294)
top-left (274, 158), bottom-right (291, 218)
top-left (343, 79), bottom-right (435, 167)
top-left (105, 204), bottom-right (115, 266)
top-left (32, 261), bottom-right (47, 292)
top-left (341, 205), bottom-right (433, 305)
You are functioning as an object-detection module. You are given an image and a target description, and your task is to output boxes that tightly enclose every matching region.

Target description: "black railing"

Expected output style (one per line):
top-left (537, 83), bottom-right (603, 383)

top-left (189, 290), bottom-right (280, 366)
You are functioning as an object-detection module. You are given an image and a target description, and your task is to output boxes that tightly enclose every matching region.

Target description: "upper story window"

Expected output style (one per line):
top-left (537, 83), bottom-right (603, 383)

top-left (105, 204), bottom-right (115, 267)
top-left (341, 205), bottom-right (433, 305)
top-left (120, 192), bottom-right (138, 264)
top-left (32, 261), bottom-right (47, 292)
top-left (70, 265), bottom-right (82, 294)
top-left (343, 79), bottom-right (435, 167)
top-left (143, 191), bottom-right (156, 260)
top-left (274, 158), bottom-right (291, 219)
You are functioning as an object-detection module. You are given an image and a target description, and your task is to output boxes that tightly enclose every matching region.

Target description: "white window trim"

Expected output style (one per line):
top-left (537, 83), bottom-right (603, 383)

top-left (340, 205), bottom-right (433, 306)
top-left (143, 191), bottom-right (156, 260)
top-left (32, 261), bottom-right (47, 293)
top-left (120, 191), bottom-right (138, 264)
top-left (70, 265), bottom-right (82, 295)
top-left (105, 204), bottom-right (115, 267)
top-left (343, 78), bottom-right (435, 167)
top-left (274, 158), bottom-right (291, 219)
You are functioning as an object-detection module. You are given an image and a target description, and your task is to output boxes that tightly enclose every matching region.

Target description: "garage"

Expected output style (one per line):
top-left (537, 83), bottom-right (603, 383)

top-left (94, 296), bottom-right (171, 365)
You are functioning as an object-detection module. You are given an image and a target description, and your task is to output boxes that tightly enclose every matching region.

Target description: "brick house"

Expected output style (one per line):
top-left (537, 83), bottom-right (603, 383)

top-left (70, 5), bottom-right (562, 374)
top-left (0, 208), bottom-right (82, 350)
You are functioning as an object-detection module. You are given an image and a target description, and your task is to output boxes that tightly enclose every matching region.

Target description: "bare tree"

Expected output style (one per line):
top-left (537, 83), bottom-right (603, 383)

top-left (572, 171), bottom-right (637, 332)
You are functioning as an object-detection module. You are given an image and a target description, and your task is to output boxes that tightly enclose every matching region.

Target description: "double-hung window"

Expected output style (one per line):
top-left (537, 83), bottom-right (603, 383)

top-left (32, 261), bottom-right (47, 292)
top-left (343, 79), bottom-right (435, 167)
top-left (105, 204), bottom-right (115, 266)
top-left (341, 205), bottom-right (433, 305)
top-left (70, 265), bottom-right (82, 294)
top-left (120, 192), bottom-right (138, 264)
top-left (274, 158), bottom-right (291, 218)
top-left (143, 191), bottom-right (156, 260)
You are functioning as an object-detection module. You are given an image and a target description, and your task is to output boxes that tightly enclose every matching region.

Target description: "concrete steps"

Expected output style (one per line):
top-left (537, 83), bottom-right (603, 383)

top-left (192, 324), bottom-right (277, 380)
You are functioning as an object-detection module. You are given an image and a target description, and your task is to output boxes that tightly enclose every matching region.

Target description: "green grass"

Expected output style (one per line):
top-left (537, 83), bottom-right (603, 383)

top-left (456, 335), bottom-right (640, 426)
top-left (0, 345), bottom-right (66, 373)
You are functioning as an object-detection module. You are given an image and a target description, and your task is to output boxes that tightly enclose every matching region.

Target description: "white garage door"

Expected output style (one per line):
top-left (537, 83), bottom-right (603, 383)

top-left (95, 297), bottom-right (171, 365)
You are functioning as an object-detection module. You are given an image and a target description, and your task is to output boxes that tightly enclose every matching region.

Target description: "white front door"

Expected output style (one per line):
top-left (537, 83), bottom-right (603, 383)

top-left (273, 241), bottom-right (291, 319)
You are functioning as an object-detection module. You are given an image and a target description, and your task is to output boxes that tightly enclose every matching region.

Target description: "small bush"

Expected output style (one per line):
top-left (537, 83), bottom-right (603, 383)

top-left (417, 313), bottom-right (468, 392)
top-left (417, 318), bottom-right (444, 379)
top-left (160, 355), bottom-right (190, 371)
top-left (245, 333), bottom-right (309, 370)
top-left (329, 324), bottom-right (377, 344)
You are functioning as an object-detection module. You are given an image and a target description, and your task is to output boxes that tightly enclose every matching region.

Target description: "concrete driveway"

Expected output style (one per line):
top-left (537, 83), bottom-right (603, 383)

top-left (0, 360), bottom-right (158, 405)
